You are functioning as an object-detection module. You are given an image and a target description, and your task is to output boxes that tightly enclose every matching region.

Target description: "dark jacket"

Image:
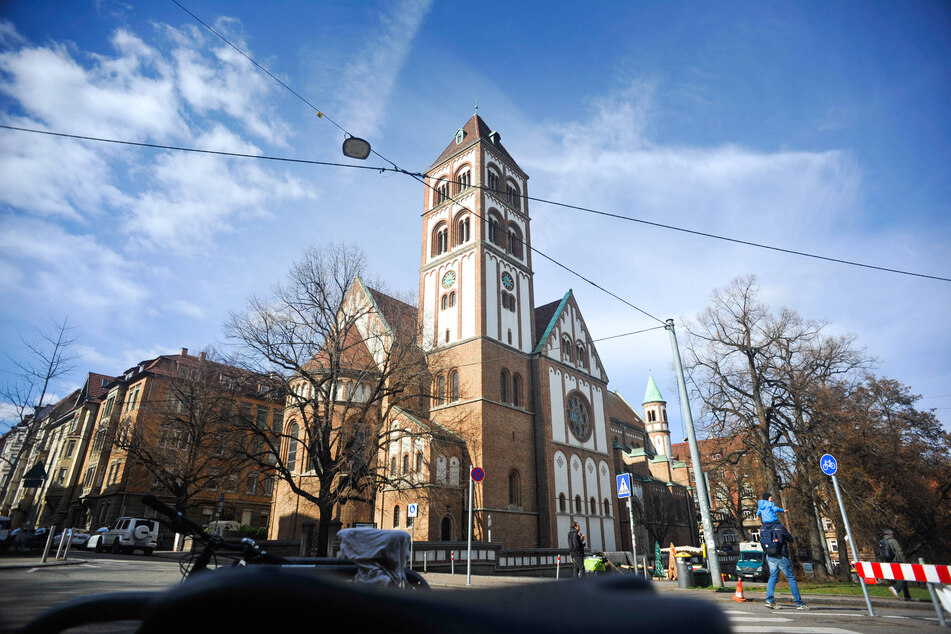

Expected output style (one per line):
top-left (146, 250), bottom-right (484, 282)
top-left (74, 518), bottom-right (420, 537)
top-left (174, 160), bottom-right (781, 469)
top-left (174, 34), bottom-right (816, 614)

top-left (884, 535), bottom-right (906, 563)
top-left (568, 528), bottom-right (585, 554)
top-left (762, 521), bottom-right (794, 558)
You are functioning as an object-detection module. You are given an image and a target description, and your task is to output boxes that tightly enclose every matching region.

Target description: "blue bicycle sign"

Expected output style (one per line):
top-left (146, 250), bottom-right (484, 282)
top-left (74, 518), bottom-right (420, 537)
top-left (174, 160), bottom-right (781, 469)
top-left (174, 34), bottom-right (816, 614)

top-left (820, 454), bottom-right (838, 476)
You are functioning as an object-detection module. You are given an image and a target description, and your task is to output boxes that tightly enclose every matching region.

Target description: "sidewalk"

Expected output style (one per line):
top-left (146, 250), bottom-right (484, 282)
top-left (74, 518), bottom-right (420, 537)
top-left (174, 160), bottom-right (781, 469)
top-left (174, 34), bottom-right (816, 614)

top-left (0, 555), bottom-right (87, 569)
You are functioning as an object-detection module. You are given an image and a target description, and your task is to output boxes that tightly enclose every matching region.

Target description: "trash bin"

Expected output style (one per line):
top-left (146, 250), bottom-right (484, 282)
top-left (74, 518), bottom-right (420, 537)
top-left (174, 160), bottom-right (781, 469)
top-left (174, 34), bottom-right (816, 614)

top-left (676, 558), bottom-right (695, 588)
top-left (693, 568), bottom-right (711, 587)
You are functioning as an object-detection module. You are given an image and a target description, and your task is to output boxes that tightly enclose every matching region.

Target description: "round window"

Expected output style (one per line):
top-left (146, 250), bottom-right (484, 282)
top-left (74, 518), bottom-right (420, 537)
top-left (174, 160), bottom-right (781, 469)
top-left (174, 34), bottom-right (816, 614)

top-left (566, 395), bottom-right (591, 442)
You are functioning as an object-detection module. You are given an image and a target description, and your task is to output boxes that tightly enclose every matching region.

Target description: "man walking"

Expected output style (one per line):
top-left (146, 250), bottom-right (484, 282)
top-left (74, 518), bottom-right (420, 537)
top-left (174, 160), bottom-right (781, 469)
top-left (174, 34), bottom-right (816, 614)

top-left (882, 529), bottom-right (911, 600)
top-left (761, 520), bottom-right (808, 610)
top-left (568, 521), bottom-right (586, 578)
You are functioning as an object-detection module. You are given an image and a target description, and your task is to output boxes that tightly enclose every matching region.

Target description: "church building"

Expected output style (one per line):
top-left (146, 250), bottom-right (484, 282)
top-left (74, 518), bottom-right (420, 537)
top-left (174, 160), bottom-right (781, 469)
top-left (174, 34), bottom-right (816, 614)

top-left (270, 115), bottom-right (696, 554)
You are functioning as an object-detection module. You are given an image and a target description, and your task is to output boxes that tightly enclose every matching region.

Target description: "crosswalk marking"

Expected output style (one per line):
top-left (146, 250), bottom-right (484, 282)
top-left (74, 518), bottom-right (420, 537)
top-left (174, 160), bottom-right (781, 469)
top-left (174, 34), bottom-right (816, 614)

top-left (732, 625), bottom-right (860, 634)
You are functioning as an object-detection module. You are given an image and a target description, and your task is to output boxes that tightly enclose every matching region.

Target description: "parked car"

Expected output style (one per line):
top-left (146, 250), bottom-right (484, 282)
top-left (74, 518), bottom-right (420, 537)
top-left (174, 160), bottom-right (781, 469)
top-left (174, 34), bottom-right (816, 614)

top-left (52, 530), bottom-right (90, 549)
top-left (85, 527), bottom-right (108, 551)
top-left (0, 516), bottom-right (11, 553)
top-left (97, 517), bottom-right (159, 555)
top-left (26, 527), bottom-right (51, 550)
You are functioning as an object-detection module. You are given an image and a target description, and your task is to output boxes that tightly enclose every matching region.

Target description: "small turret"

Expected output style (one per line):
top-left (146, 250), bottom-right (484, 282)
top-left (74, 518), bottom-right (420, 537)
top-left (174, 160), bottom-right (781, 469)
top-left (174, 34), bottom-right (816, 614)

top-left (643, 373), bottom-right (671, 457)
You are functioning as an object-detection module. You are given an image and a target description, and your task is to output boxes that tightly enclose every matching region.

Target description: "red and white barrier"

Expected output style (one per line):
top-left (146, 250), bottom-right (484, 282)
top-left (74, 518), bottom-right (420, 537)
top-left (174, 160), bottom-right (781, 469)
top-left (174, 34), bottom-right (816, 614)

top-left (853, 561), bottom-right (951, 584)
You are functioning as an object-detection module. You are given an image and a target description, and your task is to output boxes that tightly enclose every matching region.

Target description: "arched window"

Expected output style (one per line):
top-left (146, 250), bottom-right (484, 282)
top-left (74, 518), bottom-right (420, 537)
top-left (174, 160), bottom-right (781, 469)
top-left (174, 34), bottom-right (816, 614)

top-left (500, 370), bottom-right (509, 403)
top-left (449, 457), bottom-right (460, 485)
top-left (508, 471), bottom-right (521, 507)
top-left (457, 216), bottom-right (471, 244)
top-left (506, 182), bottom-right (520, 210)
top-left (450, 370), bottom-right (459, 401)
top-left (561, 334), bottom-right (573, 362)
top-left (648, 410), bottom-right (656, 422)
top-left (488, 213), bottom-right (503, 246)
top-left (512, 374), bottom-right (521, 407)
top-left (390, 455), bottom-right (397, 476)
top-left (449, 291), bottom-right (456, 307)
top-left (574, 495), bottom-right (582, 514)
top-left (590, 496), bottom-right (597, 515)
top-left (416, 451), bottom-right (423, 473)
top-left (603, 498), bottom-right (611, 516)
top-left (437, 375), bottom-right (445, 405)
top-left (436, 226), bottom-right (448, 255)
top-left (508, 225), bottom-right (523, 258)
top-left (286, 424), bottom-right (299, 472)
top-left (402, 454), bottom-right (409, 474)
top-left (436, 455), bottom-right (447, 483)
top-left (393, 505), bottom-right (401, 528)
top-left (457, 170), bottom-right (471, 192)
top-left (487, 169), bottom-right (499, 192)
top-left (435, 179), bottom-right (449, 205)
top-left (559, 493), bottom-right (567, 512)
top-left (576, 343), bottom-right (586, 368)
top-left (441, 294), bottom-right (448, 310)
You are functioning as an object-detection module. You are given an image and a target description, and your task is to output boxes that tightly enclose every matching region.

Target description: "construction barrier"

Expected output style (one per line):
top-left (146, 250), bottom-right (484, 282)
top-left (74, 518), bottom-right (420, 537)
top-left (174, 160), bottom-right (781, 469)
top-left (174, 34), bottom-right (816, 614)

top-left (853, 561), bottom-right (951, 584)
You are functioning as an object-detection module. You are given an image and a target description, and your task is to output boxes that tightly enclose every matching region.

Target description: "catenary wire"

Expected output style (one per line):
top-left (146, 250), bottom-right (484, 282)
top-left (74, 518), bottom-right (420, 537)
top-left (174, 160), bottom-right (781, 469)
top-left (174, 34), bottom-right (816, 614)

top-left (171, 0), bottom-right (951, 286)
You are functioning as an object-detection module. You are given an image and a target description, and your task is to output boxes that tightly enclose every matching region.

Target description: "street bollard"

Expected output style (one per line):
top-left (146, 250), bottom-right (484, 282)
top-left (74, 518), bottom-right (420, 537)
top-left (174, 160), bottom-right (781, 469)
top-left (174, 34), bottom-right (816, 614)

top-left (451, 550), bottom-right (455, 575)
top-left (62, 529), bottom-right (73, 560)
top-left (424, 550), bottom-right (427, 573)
top-left (556, 555), bottom-right (560, 580)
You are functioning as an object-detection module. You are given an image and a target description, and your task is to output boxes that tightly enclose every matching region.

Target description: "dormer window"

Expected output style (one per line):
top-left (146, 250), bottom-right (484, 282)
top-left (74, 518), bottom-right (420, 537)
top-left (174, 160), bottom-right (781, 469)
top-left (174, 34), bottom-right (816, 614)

top-left (455, 129), bottom-right (465, 144)
top-left (489, 131), bottom-right (501, 145)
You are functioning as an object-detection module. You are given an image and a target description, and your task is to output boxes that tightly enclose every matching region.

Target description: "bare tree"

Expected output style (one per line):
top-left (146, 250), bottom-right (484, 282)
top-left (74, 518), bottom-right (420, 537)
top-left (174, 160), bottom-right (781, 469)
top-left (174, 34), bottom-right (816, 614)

top-left (110, 352), bottom-right (275, 511)
top-left (226, 244), bottom-right (446, 555)
top-left (0, 318), bottom-right (77, 505)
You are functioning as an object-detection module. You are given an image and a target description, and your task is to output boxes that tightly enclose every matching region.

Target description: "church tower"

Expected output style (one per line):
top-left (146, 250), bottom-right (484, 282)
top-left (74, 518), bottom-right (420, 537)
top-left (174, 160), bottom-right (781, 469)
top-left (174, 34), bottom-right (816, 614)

top-left (419, 115), bottom-right (539, 548)
top-left (644, 373), bottom-right (671, 457)
top-left (419, 114), bottom-right (534, 350)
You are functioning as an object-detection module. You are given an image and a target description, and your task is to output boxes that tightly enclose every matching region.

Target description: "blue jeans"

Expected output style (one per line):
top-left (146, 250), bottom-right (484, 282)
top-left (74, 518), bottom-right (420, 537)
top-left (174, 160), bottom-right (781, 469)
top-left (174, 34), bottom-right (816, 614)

top-left (766, 555), bottom-right (803, 605)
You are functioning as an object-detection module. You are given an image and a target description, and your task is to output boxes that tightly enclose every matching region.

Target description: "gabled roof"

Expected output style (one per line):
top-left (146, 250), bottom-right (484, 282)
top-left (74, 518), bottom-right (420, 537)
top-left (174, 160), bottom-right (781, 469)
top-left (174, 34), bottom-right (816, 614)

top-left (429, 114), bottom-right (525, 176)
top-left (533, 292), bottom-right (571, 353)
top-left (81, 372), bottom-right (115, 403)
top-left (363, 281), bottom-right (417, 338)
top-left (605, 390), bottom-right (645, 430)
top-left (532, 290), bottom-right (608, 383)
top-left (391, 406), bottom-right (465, 444)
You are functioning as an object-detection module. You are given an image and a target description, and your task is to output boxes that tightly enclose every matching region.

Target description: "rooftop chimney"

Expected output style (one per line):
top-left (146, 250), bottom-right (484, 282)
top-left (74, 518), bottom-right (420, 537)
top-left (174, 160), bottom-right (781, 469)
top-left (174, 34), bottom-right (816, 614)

top-left (199, 352), bottom-right (206, 362)
top-left (180, 348), bottom-right (188, 356)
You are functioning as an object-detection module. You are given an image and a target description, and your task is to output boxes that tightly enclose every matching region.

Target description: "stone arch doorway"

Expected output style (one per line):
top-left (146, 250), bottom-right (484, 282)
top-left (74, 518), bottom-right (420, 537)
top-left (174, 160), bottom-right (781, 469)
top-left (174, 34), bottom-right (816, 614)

top-left (440, 515), bottom-right (453, 541)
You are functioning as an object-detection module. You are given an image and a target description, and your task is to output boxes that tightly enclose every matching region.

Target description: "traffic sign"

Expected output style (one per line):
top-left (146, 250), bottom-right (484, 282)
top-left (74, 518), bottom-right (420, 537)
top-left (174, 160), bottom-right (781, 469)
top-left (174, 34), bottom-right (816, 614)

top-left (820, 454), bottom-right (838, 476)
top-left (471, 467), bottom-right (485, 482)
top-left (616, 473), bottom-right (632, 499)
top-left (408, 503), bottom-right (419, 518)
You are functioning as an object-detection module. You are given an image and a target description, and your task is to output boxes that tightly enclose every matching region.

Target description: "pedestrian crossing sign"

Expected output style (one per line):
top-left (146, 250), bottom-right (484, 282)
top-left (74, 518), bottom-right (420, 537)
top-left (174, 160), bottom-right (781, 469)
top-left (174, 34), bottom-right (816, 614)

top-left (616, 473), bottom-right (632, 499)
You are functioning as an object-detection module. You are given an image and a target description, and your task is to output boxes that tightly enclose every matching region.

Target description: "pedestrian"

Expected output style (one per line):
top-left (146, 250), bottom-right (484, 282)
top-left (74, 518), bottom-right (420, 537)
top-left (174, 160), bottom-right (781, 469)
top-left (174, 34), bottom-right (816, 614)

top-left (568, 521), bottom-right (586, 578)
top-left (881, 529), bottom-right (911, 600)
top-left (756, 492), bottom-right (784, 524)
top-left (760, 520), bottom-right (808, 610)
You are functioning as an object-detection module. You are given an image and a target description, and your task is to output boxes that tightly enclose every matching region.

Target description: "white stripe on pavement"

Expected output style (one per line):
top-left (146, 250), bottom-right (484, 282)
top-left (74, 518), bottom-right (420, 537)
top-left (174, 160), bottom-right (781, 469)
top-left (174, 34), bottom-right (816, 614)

top-left (733, 625), bottom-right (860, 634)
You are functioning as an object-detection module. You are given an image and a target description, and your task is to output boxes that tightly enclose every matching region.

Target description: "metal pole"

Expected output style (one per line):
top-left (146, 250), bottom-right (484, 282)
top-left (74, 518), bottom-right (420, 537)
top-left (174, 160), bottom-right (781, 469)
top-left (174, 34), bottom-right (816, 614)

top-left (467, 467), bottom-right (474, 586)
top-left (410, 520), bottom-right (415, 570)
top-left (666, 319), bottom-right (723, 588)
top-left (627, 498), bottom-right (638, 560)
top-left (556, 555), bottom-right (561, 580)
top-left (831, 474), bottom-right (875, 616)
top-left (919, 557), bottom-right (947, 626)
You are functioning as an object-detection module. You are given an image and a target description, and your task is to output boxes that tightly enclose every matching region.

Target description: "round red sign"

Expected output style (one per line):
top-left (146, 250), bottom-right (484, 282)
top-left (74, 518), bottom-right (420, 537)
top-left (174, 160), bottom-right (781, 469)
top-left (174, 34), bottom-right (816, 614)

top-left (471, 467), bottom-right (485, 482)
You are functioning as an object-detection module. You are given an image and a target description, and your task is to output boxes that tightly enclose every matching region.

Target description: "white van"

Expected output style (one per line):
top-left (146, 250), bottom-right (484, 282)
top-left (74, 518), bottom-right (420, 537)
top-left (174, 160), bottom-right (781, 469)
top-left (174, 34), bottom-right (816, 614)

top-left (98, 517), bottom-right (159, 555)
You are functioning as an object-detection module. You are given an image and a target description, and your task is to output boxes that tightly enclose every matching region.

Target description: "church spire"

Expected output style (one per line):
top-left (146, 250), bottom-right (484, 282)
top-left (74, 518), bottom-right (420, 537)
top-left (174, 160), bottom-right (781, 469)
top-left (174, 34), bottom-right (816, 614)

top-left (643, 372), bottom-right (665, 404)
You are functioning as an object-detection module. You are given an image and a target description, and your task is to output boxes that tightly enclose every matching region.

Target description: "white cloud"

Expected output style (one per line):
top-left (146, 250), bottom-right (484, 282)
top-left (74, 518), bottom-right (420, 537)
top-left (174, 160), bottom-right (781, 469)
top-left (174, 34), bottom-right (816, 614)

top-left (333, 0), bottom-right (434, 138)
top-left (0, 217), bottom-right (149, 313)
top-left (168, 300), bottom-right (206, 320)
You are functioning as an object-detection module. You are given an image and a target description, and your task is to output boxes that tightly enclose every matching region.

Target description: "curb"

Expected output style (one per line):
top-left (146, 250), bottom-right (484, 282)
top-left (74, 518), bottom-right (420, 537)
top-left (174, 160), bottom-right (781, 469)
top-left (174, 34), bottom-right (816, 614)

top-left (0, 557), bottom-right (87, 570)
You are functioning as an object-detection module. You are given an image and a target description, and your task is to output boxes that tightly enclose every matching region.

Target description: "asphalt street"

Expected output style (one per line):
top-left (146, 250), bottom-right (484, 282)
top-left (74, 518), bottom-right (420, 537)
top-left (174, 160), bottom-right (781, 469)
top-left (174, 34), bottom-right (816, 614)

top-left (0, 553), bottom-right (945, 633)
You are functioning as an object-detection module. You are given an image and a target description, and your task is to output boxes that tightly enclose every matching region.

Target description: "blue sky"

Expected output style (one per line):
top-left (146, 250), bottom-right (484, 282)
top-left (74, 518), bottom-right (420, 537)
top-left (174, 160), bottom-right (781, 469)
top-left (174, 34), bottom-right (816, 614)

top-left (1, 0), bottom-right (948, 437)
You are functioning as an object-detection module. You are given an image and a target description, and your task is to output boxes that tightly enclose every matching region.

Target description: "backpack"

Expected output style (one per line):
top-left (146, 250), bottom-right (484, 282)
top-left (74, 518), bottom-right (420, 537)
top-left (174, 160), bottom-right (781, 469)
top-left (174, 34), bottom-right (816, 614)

top-left (760, 525), bottom-right (784, 556)
top-left (879, 538), bottom-right (896, 562)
